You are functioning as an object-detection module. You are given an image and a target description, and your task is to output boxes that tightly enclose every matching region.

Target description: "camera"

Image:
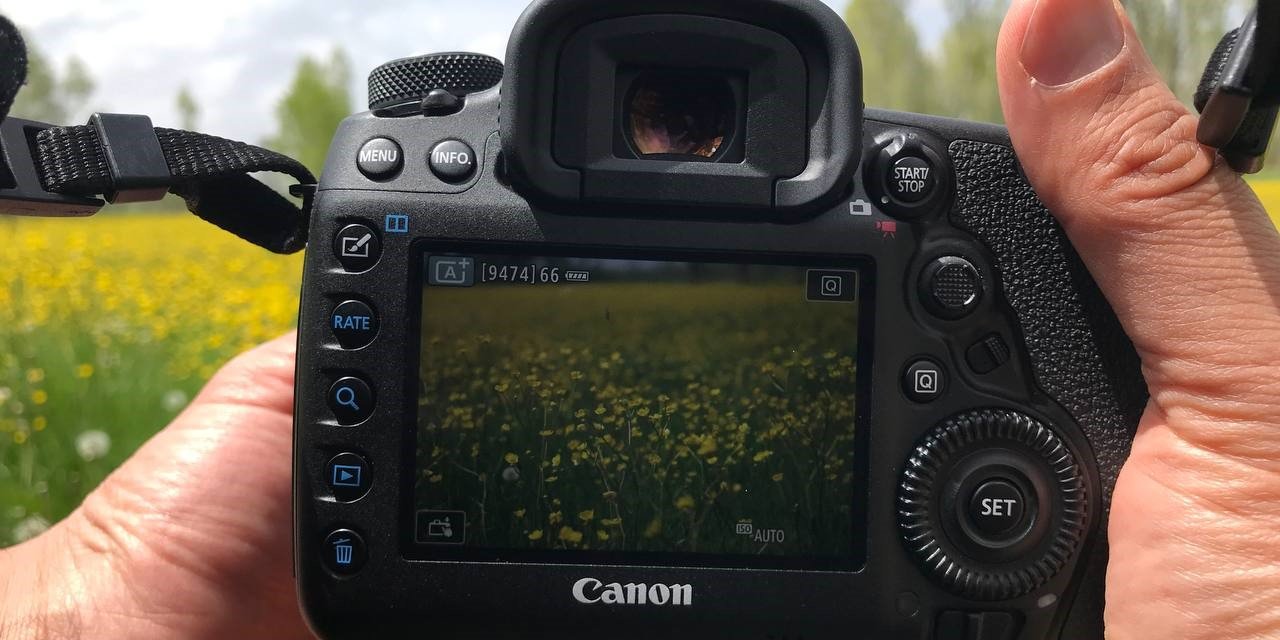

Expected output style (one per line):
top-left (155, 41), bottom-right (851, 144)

top-left (292, 0), bottom-right (1146, 638)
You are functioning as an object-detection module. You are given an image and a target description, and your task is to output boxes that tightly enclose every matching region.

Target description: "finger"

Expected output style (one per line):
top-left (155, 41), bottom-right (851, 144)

top-left (997, 0), bottom-right (1280, 449)
top-left (56, 333), bottom-right (308, 638)
top-left (186, 331), bottom-right (298, 416)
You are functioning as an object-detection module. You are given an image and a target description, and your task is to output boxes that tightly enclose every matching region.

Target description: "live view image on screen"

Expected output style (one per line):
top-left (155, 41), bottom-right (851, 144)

top-left (414, 252), bottom-right (863, 565)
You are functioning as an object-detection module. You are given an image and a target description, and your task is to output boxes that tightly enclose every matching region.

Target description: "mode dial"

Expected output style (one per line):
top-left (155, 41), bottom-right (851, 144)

top-left (897, 409), bottom-right (1088, 601)
top-left (367, 52), bottom-right (504, 113)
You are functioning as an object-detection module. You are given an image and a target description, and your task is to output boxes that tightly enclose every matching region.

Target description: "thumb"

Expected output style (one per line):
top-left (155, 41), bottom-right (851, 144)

top-left (997, 0), bottom-right (1280, 453)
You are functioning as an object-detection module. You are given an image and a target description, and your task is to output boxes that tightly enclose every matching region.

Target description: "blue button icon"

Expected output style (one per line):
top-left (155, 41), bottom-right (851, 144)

top-left (385, 213), bottom-right (410, 234)
top-left (333, 538), bottom-right (353, 565)
top-left (332, 464), bottom-right (363, 488)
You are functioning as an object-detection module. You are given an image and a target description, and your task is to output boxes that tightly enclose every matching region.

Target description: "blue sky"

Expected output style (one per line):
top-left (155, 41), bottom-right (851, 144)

top-left (1, 0), bottom-right (948, 143)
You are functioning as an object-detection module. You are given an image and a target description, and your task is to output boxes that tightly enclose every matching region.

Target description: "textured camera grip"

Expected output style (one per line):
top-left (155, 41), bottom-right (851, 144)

top-left (948, 140), bottom-right (1149, 638)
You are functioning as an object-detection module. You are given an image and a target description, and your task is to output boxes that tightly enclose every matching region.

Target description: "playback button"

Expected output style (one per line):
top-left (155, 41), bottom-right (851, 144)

top-left (326, 452), bottom-right (371, 502)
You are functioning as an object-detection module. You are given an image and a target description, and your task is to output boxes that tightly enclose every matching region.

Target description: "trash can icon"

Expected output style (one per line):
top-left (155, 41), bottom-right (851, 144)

top-left (333, 538), bottom-right (354, 565)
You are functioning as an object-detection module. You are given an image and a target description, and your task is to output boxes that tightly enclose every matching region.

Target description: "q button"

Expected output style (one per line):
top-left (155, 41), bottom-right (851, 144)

top-left (328, 377), bottom-right (374, 425)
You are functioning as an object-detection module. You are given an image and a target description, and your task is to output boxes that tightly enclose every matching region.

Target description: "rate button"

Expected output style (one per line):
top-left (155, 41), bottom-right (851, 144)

top-left (331, 300), bottom-right (379, 349)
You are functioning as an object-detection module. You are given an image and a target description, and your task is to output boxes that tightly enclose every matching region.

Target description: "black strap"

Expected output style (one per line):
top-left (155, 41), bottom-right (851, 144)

top-left (35, 124), bottom-right (315, 253)
top-left (0, 15), bottom-right (316, 254)
top-left (1196, 4), bottom-right (1280, 174)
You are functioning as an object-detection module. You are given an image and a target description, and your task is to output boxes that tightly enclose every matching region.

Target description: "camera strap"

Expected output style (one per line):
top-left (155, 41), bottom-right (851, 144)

top-left (1196, 1), bottom-right (1280, 174)
top-left (0, 16), bottom-right (316, 254)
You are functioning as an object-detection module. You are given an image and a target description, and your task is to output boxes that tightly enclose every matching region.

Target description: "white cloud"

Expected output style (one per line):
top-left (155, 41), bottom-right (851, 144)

top-left (2, 0), bottom-right (948, 144)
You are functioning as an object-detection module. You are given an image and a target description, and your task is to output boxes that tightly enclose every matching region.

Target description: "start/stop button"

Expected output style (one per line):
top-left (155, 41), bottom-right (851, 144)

top-left (865, 131), bottom-right (952, 219)
top-left (888, 155), bottom-right (937, 203)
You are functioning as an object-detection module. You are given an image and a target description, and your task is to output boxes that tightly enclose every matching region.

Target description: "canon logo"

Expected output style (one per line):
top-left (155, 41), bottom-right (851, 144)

top-left (571, 578), bottom-right (693, 606)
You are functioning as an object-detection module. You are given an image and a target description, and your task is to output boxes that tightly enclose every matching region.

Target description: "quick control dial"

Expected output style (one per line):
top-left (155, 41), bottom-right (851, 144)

top-left (367, 52), bottom-right (504, 113)
top-left (898, 409), bottom-right (1088, 601)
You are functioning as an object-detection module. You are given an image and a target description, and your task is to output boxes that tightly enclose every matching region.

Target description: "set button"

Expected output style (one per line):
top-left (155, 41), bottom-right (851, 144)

top-left (328, 376), bottom-right (374, 425)
top-left (333, 223), bottom-right (381, 273)
top-left (331, 300), bottom-right (378, 349)
top-left (966, 479), bottom-right (1026, 538)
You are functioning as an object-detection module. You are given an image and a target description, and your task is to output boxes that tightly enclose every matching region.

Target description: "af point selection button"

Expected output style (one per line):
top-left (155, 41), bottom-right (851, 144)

top-left (967, 480), bottom-right (1027, 539)
top-left (328, 377), bottom-right (374, 425)
top-left (429, 139), bottom-right (476, 183)
top-left (331, 300), bottom-right (378, 349)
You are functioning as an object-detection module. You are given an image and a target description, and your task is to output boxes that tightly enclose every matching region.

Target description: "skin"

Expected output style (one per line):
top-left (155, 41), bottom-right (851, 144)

top-left (2, 0), bottom-right (1278, 637)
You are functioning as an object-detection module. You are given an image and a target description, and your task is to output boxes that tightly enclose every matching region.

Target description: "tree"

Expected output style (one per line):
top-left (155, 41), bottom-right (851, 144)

top-left (264, 48), bottom-right (353, 176)
top-left (937, 0), bottom-right (1008, 124)
top-left (9, 45), bottom-right (94, 124)
top-left (843, 0), bottom-right (936, 114)
top-left (1123, 0), bottom-right (1231, 104)
top-left (175, 85), bottom-right (200, 131)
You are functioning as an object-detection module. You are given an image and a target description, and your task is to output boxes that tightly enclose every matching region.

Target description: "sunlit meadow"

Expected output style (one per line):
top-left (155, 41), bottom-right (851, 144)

top-left (1, 185), bottom-right (1277, 548)
top-left (0, 213), bottom-right (302, 545)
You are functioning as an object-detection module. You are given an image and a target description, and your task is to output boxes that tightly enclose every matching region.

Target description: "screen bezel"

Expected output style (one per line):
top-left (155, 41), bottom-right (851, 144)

top-left (400, 242), bottom-right (876, 572)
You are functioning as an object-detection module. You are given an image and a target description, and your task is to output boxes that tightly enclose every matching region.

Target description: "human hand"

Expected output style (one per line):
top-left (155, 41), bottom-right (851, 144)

top-left (997, 0), bottom-right (1280, 637)
top-left (0, 333), bottom-right (310, 640)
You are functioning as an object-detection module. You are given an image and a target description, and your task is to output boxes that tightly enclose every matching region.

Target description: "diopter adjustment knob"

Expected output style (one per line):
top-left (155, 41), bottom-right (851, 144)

top-left (898, 409), bottom-right (1088, 601)
top-left (367, 52), bottom-right (504, 113)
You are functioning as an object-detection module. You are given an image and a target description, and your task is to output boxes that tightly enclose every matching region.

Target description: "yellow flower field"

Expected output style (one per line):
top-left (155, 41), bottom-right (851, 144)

top-left (0, 183), bottom-right (1276, 547)
top-left (0, 213), bottom-right (302, 544)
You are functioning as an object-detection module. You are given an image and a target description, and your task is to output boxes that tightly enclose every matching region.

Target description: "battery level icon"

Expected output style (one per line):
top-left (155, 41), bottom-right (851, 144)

top-left (565, 270), bottom-right (591, 283)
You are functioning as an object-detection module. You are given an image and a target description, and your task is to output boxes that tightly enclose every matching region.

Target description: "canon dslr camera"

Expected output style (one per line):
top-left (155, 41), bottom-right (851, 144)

top-left (293, 0), bottom-right (1146, 637)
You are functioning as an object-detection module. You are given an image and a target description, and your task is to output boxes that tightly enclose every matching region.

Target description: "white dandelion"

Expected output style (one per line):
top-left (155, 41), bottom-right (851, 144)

top-left (75, 430), bottom-right (111, 462)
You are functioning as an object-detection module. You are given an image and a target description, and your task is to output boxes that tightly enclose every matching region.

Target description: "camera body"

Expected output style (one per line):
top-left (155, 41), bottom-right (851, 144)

top-left (293, 1), bottom-right (1146, 638)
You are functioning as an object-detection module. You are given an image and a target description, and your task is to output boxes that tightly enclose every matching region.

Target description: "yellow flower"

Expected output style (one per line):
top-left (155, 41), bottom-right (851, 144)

top-left (752, 450), bottom-right (773, 462)
top-left (31, 390), bottom-right (48, 405)
top-left (578, 510), bottom-right (595, 522)
top-left (674, 495), bottom-right (696, 511)
top-left (75, 363), bottom-right (94, 378)
top-left (644, 518), bottom-right (663, 538)
top-left (771, 472), bottom-right (784, 482)
top-left (33, 416), bottom-right (47, 431)
top-left (596, 530), bottom-right (610, 541)
top-left (558, 526), bottom-right (584, 544)
top-left (504, 452), bottom-right (519, 465)
top-left (514, 509), bottom-right (526, 518)
top-left (528, 529), bottom-right (544, 541)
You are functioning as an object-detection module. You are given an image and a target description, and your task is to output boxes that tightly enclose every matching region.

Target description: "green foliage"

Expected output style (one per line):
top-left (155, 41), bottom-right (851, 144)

top-left (175, 85), bottom-right (200, 131)
top-left (1123, 0), bottom-right (1230, 104)
top-left (263, 48), bottom-right (353, 176)
top-left (937, 0), bottom-right (1007, 124)
top-left (843, 0), bottom-right (1241, 126)
top-left (844, 0), bottom-right (936, 114)
top-left (10, 46), bottom-right (94, 124)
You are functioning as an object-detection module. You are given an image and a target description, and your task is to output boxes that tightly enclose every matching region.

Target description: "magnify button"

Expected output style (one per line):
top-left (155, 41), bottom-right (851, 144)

top-left (328, 377), bottom-right (374, 425)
